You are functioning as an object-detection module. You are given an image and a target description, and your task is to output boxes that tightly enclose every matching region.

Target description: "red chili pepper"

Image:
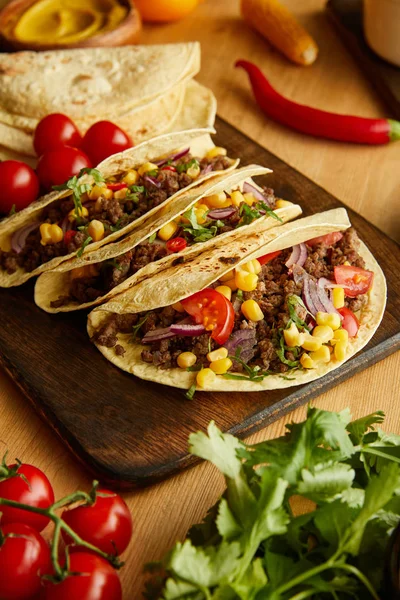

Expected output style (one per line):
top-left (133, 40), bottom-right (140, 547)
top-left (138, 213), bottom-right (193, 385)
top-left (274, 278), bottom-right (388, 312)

top-left (64, 230), bottom-right (77, 245)
top-left (107, 182), bottom-right (128, 191)
top-left (235, 59), bottom-right (400, 145)
top-left (161, 166), bottom-right (177, 172)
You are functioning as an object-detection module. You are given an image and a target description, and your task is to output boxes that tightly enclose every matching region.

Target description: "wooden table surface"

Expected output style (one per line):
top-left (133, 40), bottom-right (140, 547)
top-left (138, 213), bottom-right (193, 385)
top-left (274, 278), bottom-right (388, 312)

top-left (0, 0), bottom-right (399, 596)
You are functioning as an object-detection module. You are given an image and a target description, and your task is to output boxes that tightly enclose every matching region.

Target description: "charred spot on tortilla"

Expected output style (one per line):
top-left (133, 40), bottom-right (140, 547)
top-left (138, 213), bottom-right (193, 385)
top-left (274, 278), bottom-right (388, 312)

top-left (219, 256), bottom-right (239, 265)
top-left (172, 256), bottom-right (185, 266)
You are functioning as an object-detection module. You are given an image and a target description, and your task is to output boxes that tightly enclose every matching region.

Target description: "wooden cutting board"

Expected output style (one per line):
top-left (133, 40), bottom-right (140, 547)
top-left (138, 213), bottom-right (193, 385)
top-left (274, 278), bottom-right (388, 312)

top-left (0, 117), bottom-right (399, 490)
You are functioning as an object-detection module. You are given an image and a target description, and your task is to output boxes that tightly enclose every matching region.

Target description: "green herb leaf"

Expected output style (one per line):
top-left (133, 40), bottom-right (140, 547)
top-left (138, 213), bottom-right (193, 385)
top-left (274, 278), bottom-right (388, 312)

top-left (186, 364), bottom-right (202, 372)
top-left (286, 294), bottom-right (311, 332)
top-left (78, 168), bottom-right (105, 184)
top-left (185, 383), bottom-right (197, 401)
top-left (176, 158), bottom-right (199, 174)
top-left (76, 235), bottom-right (92, 258)
top-left (182, 207), bottom-right (219, 243)
top-left (131, 313), bottom-right (149, 340)
top-left (130, 185), bottom-right (145, 193)
top-left (276, 332), bottom-right (300, 368)
top-left (146, 169), bottom-right (159, 178)
top-left (148, 232), bottom-right (157, 244)
top-left (110, 219), bottom-right (123, 233)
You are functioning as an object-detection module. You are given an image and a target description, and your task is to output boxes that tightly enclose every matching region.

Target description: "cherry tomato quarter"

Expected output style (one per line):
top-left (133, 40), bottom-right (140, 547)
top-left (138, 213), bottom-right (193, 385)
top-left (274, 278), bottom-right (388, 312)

top-left (61, 489), bottom-right (132, 555)
top-left (257, 250), bottom-right (282, 265)
top-left (0, 463), bottom-right (54, 531)
top-left (181, 288), bottom-right (235, 345)
top-left (36, 147), bottom-right (92, 191)
top-left (41, 552), bottom-right (122, 600)
top-left (33, 114), bottom-right (82, 156)
top-left (338, 307), bottom-right (360, 337)
top-left (306, 231), bottom-right (343, 247)
top-left (0, 161), bottom-right (39, 215)
top-left (81, 121), bottom-right (132, 166)
top-left (166, 237), bottom-right (187, 253)
top-left (0, 522), bottom-right (51, 600)
top-left (334, 265), bottom-right (374, 297)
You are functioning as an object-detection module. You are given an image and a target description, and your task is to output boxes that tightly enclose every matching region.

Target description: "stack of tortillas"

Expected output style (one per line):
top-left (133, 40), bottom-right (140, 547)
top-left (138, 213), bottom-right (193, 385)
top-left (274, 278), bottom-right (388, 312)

top-left (0, 42), bottom-right (216, 165)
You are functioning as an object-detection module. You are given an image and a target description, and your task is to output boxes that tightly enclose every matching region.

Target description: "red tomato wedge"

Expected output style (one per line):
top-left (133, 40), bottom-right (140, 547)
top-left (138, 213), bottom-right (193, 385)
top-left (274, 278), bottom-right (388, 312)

top-left (257, 250), bottom-right (282, 265)
top-left (338, 307), bottom-right (360, 337)
top-left (166, 237), bottom-right (187, 253)
top-left (64, 230), bottom-right (77, 246)
top-left (334, 265), bottom-right (374, 297)
top-left (181, 288), bottom-right (234, 345)
top-left (161, 165), bottom-right (177, 172)
top-left (306, 232), bottom-right (343, 247)
top-left (107, 182), bottom-right (128, 191)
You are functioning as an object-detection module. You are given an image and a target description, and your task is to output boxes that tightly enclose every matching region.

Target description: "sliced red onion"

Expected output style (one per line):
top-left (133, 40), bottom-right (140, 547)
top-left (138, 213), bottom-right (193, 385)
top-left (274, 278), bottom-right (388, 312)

top-left (207, 207), bottom-right (236, 220)
top-left (200, 164), bottom-right (213, 176)
top-left (143, 175), bottom-right (161, 189)
top-left (232, 293), bottom-right (243, 313)
top-left (302, 274), bottom-right (342, 317)
top-left (155, 147), bottom-right (190, 167)
top-left (318, 277), bottom-right (342, 289)
top-left (170, 323), bottom-right (206, 336)
top-left (141, 328), bottom-right (176, 344)
top-left (285, 243), bottom-right (307, 269)
top-left (11, 221), bottom-right (40, 254)
top-left (292, 264), bottom-right (308, 286)
top-left (242, 182), bottom-right (273, 208)
top-left (223, 329), bottom-right (257, 365)
top-left (316, 280), bottom-right (342, 315)
top-left (60, 215), bottom-right (72, 234)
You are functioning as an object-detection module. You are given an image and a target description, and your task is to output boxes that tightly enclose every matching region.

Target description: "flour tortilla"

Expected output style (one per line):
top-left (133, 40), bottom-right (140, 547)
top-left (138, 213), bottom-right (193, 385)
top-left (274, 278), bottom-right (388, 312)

top-left (35, 165), bottom-right (303, 312)
top-left (87, 208), bottom-right (386, 392)
top-left (0, 128), bottom-right (239, 287)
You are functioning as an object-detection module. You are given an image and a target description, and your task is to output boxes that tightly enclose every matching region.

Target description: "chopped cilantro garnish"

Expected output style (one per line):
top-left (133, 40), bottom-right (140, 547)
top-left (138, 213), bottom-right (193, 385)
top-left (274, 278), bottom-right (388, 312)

top-left (186, 364), bottom-right (202, 372)
top-left (224, 347), bottom-right (272, 382)
top-left (176, 158), bottom-right (199, 174)
top-left (105, 259), bottom-right (123, 271)
top-left (78, 168), bottom-right (105, 184)
top-left (110, 219), bottom-right (123, 233)
top-left (286, 294), bottom-right (311, 332)
top-left (53, 175), bottom-right (91, 224)
top-left (130, 185), bottom-right (145, 193)
top-left (237, 200), bottom-right (282, 228)
top-left (236, 289), bottom-right (243, 300)
top-left (182, 207), bottom-right (218, 243)
top-left (146, 169), bottom-right (158, 178)
top-left (148, 232), bottom-right (157, 244)
top-left (185, 382), bottom-right (197, 400)
top-left (257, 200), bottom-right (283, 223)
top-left (276, 332), bottom-right (300, 368)
top-left (132, 313), bottom-right (149, 340)
top-left (76, 235), bottom-right (93, 258)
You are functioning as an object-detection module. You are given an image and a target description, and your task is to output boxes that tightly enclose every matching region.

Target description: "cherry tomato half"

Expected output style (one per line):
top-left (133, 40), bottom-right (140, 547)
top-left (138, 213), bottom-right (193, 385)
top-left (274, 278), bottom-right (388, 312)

top-left (81, 121), bottom-right (132, 166)
top-left (306, 232), bottom-right (343, 247)
top-left (0, 463), bottom-right (54, 531)
top-left (61, 489), bottom-right (133, 555)
top-left (33, 113), bottom-right (82, 156)
top-left (334, 265), bottom-right (374, 298)
top-left (338, 307), bottom-right (360, 337)
top-left (0, 160), bottom-right (39, 215)
top-left (161, 166), bottom-right (177, 172)
top-left (181, 288), bottom-right (235, 345)
top-left (41, 552), bottom-right (122, 600)
top-left (257, 250), bottom-right (282, 265)
top-left (0, 522), bottom-right (51, 600)
top-left (36, 147), bottom-right (92, 191)
top-left (64, 230), bottom-right (77, 246)
top-left (166, 237), bottom-right (187, 253)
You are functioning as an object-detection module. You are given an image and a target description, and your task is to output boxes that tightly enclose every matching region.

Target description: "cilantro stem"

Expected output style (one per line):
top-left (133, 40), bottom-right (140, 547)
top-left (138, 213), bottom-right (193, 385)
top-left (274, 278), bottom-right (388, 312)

top-left (289, 590), bottom-right (317, 600)
top-left (360, 447), bottom-right (400, 464)
top-left (275, 560), bottom-right (334, 595)
top-left (336, 564), bottom-right (380, 600)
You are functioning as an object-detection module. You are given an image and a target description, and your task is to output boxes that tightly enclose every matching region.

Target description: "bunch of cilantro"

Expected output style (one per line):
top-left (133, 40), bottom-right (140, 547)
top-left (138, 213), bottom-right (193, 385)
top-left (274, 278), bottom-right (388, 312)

top-left (144, 407), bottom-right (400, 599)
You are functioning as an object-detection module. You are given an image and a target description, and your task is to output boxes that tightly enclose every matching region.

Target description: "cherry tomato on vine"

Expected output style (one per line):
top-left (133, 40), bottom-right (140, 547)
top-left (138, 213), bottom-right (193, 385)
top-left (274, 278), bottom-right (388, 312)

top-left (36, 147), bottom-right (92, 191)
top-left (33, 114), bottom-right (82, 156)
top-left (81, 121), bottom-right (132, 166)
top-left (0, 463), bottom-right (54, 531)
top-left (0, 160), bottom-right (39, 215)
top-left (62, 489), bottom-right (133, 555)
top-left (166, 237), bottom-right (187, 253)
top-left (41, 552), bottom-right (122, 600)
top-left (0, 522), bottom-right (51, 600)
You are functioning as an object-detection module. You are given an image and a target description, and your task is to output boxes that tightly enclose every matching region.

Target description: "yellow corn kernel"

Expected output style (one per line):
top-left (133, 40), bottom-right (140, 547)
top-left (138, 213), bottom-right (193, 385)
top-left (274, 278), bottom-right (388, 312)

top-left (235, 270), bottom-right (258, 292)
top-left (172, 301), bottom-right (185, 313)
top-left (70, 264), bottom-right (99, 280)
top-left (219, 270), bottom-right (234, 282)
top-left (194, 208), bottom-right (207, 225)
top-left (241, 299), bottom-right (264, 322)
top-left (230, 190), bottom-right (245, 207)
top-left (114, 188), bottom-right (128, 200)
top-left (275, 199), bottom-right (293, 208)
top-left (177, 352), bottom-right (197, 369)
top-left (243, 192), bottom-right (256, 206)
top-left (88, 220), bottom-right (105, 242)
top-left (332, 329), bottom-right (349, 345)
top-left (316, 312), bottom-right (341, 330)
top-left (332, 287), bottom-right (345, 309)
top-left (196, 203), bottom-right (209, 213)
top-left (187, 164), bottom-right (201, 178)
top-left (204, 192), bottom-right (229, 209)
top-left (312, 325), bottom-right (334, 344)
top-left (215, 285), bottom-right (232, 301)
top-left (301, 334), bottom-right (322, 352)
top-left (40, 223), bottom-right (63, 246)
top-left (284, 322), bottom-right (301, 347)
top-left (334, 341), bottom-right (348, 362)
top-left (158, 221), bottom-right (179, 241)
top-left (68, 206), bottom-right (89, 223)
top-left (207, 347), bottom-right (228, 362)
top-left (138, 162), bottom-right (158, 176)
top-left (343, 261), bottom-right (351, 266)
top-left (300, 353), bottom-right (315, 369)
top-left (252, 259), bottom-right (262, 274)
top-left (196, 368), bottom-right (216, 388)
top-left (88, 184), bottom-right (106, 200)
top-left (210, 357), bottom-right (233, 375)
top-left (206, 146), bottom-right (227, 159)
top-left (310, 345), bottom-right (331, 364)
top-left (224, 278), bottom-right (238, 291)
top-left (122, 170), bottom-right (139, 186)
top-left (240, 260), bottom-right (256, 273)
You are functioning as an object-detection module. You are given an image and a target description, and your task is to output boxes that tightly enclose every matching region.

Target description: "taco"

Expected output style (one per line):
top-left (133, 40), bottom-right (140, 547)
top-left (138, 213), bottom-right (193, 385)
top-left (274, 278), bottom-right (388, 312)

top-left (34, 166), bottom-right (302, 312)
top-left (0, 129), bottom-right (238, 287)
top-left (87, 208), bottom-right (386, 393)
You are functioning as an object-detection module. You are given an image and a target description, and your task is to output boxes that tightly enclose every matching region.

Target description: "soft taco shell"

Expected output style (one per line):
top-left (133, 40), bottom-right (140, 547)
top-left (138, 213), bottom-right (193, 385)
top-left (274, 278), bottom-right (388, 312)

top-left (35, 165), bottom-right (302, 312)
top-left (0, 128), bottom-right (239, 287)
top-left (87, 208), bottom-right (386, 393)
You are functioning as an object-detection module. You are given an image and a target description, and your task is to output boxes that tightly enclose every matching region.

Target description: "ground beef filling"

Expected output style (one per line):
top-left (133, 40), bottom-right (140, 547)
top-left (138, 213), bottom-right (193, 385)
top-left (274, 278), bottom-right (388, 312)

top-left (0, 154), bottom-right (231, 275)
top-left (93, 228), bottom-right (369, 373)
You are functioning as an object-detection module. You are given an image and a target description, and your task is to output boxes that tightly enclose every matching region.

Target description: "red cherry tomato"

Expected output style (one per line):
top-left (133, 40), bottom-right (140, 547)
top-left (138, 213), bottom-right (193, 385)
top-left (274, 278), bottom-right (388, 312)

top-left (306, 232), bottom-right (344, 247)
top-left (107, 182), bottom-right (128, 191)
top-left (81, 121), bottom-right (132, 166)
top-left (41, 552), bottom-right (122, 600)
top-left (166, 237), bottom-right (187, 253)
top-left (33, 113), bottom-right (82, 156)
top-left (161, 165), bottom-right (177, 172)
top-left (0, 463), bottom-right (54, 531)
top-left (0, 160), bottom-right (39, 215)
top-left (257, 250), bottom-right (282, 265)
top-left (36, 147), bottom-right (92, 191)
top-left (61, 489), bottom-right (133, 555)
top-left (334, 265), bottom-right (374, 297)
top-left (181, 288), bottom-right (235, 345)
top-left (64, 230), bottom-right (77, 246)
top-left (0, 522), bottom-right (51, 599)
top-left (338, 307), bottom-right (360, 337)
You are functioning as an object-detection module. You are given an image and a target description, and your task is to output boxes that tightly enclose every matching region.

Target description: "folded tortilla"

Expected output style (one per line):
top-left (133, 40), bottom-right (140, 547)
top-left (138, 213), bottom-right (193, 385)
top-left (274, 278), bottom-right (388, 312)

top-left (87, 208), bottom-right (386, 392)
top-left (34, 165), bottom-right (303, 312)
top-left (0, 128), bottom-right (239, 287)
